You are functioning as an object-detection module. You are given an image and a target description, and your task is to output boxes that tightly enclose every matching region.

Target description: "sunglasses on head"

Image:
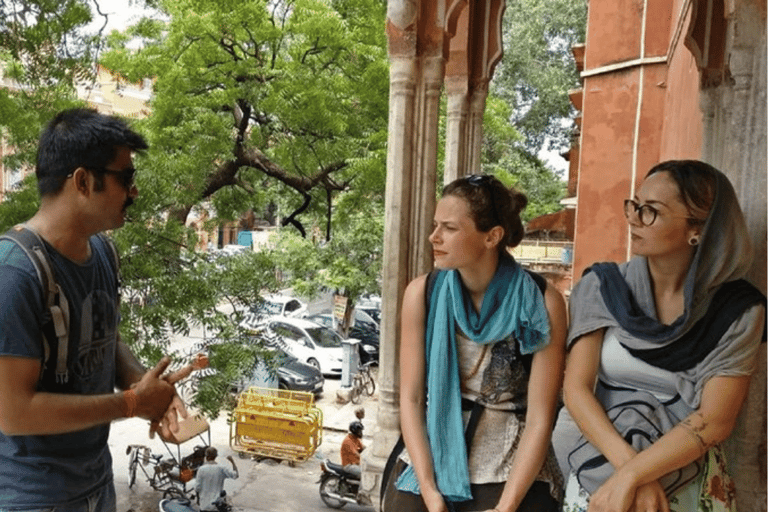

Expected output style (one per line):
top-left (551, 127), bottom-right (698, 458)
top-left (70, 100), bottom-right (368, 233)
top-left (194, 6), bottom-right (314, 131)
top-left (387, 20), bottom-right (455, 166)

top-left (463, 174), bottom-right (500, 227)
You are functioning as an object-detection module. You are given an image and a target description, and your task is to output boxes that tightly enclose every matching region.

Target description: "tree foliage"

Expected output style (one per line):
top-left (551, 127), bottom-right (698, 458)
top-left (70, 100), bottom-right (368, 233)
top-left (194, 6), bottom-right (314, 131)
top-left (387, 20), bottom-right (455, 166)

top-left (0, 0), bottom-right (586, 417)
top-left (493, 0), bottom-right (587, 155)
top-left (476, 0), bottom-right (586, 218)
top-left (482, 95), bottom-right (565, 221)
top-left (100, 0), bottom-right (389, 237)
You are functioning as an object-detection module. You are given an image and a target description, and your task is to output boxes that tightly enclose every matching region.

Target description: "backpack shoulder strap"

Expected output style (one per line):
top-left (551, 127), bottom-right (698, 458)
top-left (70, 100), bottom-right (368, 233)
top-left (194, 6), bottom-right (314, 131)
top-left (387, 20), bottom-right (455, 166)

top-left (423, 269), bottom-right (439, 314)
top-left (1, 225), bottom-right (70, 383)
top-left (524, 269), bottom-right (548, 295)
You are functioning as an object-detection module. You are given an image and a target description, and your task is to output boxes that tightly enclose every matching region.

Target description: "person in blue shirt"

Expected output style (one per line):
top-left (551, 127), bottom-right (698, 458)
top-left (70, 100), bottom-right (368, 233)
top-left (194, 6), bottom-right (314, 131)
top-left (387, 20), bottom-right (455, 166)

top-left (0, 108), bottom-right (185, 510)
top-left (195, 447), bottom-right (239, 511)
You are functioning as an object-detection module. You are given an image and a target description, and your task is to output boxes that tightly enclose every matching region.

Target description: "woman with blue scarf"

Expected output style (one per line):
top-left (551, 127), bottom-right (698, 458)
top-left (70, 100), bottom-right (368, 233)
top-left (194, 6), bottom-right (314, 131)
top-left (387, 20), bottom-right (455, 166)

top-left (555, 161), bottom-right (765, 512)
top-left (382, 175), bottom-right (567, 512)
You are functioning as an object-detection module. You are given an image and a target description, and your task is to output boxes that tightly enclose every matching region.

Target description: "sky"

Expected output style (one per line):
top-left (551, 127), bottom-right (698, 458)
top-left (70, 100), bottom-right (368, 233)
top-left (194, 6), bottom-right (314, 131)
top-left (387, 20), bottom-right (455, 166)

top-left (88, 0), bottom-right (159, 33)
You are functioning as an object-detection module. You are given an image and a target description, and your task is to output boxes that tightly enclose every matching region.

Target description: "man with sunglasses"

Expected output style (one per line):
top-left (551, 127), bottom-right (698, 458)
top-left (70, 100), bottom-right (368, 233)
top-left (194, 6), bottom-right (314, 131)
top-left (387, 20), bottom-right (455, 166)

top-left (0, 108), bottom-right (183, 510)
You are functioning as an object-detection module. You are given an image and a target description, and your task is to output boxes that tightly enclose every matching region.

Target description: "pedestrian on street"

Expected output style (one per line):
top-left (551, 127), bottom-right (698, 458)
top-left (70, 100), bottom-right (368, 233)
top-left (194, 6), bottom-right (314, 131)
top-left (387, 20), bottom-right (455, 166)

top-left (195, 447), bottom-right (239, 511)
top-left (0, 108), bottom-right (186, 510)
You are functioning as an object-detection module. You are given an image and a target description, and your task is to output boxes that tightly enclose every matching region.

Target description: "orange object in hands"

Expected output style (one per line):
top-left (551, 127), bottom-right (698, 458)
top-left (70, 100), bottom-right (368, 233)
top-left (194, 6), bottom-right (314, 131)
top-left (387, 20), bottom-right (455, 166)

top-left (158, 413), bottom-right (210, 444)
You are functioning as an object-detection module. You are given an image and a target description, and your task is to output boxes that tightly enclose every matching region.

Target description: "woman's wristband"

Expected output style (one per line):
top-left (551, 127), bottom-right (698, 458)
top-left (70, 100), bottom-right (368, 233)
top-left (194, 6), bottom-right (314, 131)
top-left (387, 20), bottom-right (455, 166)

top-left (123, 389), bottom-right (138, 418)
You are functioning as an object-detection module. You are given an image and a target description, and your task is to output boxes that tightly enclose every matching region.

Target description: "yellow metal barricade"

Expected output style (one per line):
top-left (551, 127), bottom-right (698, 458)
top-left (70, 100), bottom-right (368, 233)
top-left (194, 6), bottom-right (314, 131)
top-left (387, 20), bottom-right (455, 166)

top-left (229, 387), bottom-right (322, 463)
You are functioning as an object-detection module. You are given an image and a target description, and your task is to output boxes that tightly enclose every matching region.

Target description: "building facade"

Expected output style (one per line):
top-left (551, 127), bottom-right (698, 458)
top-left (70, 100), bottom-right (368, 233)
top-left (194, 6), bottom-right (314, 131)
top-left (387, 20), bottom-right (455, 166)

top-left (569, 1), bottom-right (766, 509)
top-left (372, 0), bottom-right (766, 509)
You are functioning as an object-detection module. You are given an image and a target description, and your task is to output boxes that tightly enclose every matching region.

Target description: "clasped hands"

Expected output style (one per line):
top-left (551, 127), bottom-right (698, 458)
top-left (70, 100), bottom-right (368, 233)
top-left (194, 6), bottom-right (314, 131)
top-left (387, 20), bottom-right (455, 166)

top-left (587, 468), bottom-right (670, 512)
top-left (129, 354), bottom-right (208, 440)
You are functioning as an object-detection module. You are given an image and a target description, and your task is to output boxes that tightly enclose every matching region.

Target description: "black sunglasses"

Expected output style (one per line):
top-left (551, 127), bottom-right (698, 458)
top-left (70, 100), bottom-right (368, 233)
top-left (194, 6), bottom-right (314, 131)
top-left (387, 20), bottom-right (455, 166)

top-left (90, 167), bottom-right (137, 189)
top-left (463, 174), bottom-right (500, 227)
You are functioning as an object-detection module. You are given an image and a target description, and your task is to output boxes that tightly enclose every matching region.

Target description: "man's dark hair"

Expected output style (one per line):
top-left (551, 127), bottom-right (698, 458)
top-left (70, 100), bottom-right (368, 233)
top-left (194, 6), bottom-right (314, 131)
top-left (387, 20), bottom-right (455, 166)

top-left (36, 108), bottom-right (148, 196)
top-left (205, 446), bottom-right (218, 461)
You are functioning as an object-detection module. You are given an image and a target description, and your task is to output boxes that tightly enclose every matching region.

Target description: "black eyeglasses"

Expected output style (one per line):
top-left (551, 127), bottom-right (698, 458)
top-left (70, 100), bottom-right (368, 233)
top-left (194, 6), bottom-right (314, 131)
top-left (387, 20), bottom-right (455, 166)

top-left (464, 174), bottom-right (500, 227)
top-left (90, 167), bottom-right (137, 189)
top-left (623, 199), bottom-right (696, 226)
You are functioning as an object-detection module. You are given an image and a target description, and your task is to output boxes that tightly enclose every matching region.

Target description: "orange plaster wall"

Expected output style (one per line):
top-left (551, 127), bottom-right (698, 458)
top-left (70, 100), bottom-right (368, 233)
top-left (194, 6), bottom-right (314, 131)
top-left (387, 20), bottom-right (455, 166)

top-left (571, 0), bottom-right (705, 280)
top-left (573, 70), bottom-right (640, 276)
top-left (658, 10), bottom-right (704, 160)
top-left (634, 64), bottom-right (670, 187)
top-left (584, 0), bottom-right (644, 67)
top-left (644, 0), bottom-right (675, 57)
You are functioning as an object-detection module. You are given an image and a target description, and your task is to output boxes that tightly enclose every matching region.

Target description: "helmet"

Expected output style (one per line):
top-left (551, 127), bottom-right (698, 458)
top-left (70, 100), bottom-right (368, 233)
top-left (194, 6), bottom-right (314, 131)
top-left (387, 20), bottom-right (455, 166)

top-left (349, 421), bottom-right (364, 438)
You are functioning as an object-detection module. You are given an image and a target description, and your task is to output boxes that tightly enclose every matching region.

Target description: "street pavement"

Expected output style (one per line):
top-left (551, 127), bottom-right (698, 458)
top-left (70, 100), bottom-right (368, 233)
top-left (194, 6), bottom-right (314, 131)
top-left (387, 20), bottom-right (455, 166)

top-left (112, 369), bottom-right (378, 512)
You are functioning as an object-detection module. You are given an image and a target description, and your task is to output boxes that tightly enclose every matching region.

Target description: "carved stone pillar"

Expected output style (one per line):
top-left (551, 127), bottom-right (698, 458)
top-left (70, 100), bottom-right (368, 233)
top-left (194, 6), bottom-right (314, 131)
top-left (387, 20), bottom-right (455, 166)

top-left (444, 78), bottom-right (469, 184)
top-left (360, 4), bottom-right (444, 507)
top-left (363, 2), bottom-right (507, 508)
top-left (466, 83), bottom-right (489, 175)
top-left (698, 3), bottom-right (767, 510)
top-left (443, 0), bottom-right (505, 184)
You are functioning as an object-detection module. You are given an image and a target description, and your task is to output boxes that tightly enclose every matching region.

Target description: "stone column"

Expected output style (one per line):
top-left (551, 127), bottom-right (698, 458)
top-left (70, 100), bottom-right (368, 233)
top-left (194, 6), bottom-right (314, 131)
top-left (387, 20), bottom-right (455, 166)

top-left (698, 3), bottom-right (767, 510)
top-left (444, 79), bottom-right (469, 184)
top-left (360, 10), bottom-right (444, 508)
top-left (466, 82), bottom-right (489, 175)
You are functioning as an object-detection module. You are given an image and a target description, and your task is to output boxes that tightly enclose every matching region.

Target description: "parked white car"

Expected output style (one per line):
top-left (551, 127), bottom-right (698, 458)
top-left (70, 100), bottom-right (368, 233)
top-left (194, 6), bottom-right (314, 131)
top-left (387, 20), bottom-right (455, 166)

top-left (257, 294), bottom-right (308, 318)
top-left (265, 317), bottom-right (345, 376)
top-left (242, 294), bottom-right (308, 329)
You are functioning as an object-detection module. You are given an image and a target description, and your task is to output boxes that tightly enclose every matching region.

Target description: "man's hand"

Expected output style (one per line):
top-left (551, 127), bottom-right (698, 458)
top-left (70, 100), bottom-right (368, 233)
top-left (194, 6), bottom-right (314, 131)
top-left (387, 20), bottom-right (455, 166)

top-left (132, 356), bottom-right (176, 421)
top-left (149, 394), bottom-right (189, 440)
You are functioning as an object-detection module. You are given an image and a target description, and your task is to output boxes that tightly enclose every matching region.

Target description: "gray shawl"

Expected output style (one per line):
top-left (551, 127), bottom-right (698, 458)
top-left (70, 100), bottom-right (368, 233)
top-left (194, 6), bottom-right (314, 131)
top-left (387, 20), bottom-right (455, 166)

top-left (568, 168), bottom-right (759, 408)
top-left (563, 168), bottom-right (765, 496)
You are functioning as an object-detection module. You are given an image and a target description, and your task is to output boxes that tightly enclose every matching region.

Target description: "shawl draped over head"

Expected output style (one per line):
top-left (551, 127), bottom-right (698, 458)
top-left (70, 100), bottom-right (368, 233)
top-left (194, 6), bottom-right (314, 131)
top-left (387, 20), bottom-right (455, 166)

top-left (396, 254), bottom-right (550, 502)
top-left (568, 166), bottom-right (765, 409)
top-left (561, 165), bottom-right (766, 497)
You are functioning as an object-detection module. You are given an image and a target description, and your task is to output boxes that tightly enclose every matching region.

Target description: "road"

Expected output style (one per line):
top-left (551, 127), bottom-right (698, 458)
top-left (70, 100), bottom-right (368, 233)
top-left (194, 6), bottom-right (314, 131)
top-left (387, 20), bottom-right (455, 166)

top-left (112, 292), bottom-right (377, 512)
top-left (113, 376), bottom-right (376, 512)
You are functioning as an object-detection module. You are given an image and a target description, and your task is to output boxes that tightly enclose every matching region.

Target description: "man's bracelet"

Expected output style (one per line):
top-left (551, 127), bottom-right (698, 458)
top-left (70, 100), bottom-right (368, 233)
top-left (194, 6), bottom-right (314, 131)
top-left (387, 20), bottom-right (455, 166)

top-left (124, 389), bottom-right (138, 418)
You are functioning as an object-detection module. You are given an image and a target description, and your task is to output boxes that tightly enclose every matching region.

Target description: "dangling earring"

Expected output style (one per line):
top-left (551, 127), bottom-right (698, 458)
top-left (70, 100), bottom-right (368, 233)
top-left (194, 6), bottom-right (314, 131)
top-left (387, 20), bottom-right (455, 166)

top-left (688, 235), bottom-right (700, 246)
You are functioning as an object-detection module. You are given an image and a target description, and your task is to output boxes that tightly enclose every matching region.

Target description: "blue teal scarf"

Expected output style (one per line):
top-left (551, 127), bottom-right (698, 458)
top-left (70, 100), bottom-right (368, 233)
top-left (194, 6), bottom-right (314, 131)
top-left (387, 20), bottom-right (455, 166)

top-left (396, 255), bottom-right (551, 501)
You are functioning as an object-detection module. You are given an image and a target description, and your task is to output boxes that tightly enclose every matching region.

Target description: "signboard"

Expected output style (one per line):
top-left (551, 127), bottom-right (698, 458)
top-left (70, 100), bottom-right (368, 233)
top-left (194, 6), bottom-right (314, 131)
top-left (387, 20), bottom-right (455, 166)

top-left (333, 294), bottom-right (348, 328)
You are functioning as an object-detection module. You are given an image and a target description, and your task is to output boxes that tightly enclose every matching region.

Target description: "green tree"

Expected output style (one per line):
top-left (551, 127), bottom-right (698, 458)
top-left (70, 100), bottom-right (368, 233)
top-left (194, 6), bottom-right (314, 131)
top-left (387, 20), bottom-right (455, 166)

top-left (0, 0), bottom-right (108, 173)
top-left (493, 0), bottom-right (587, 155)
top-left (100, 0), bottom-right (389, 239)
top-left (269, 202), bottom-right (384, 334)
top-left (474, 0), bottom-right (586, 218)
top-left (481, 95), bottom-right (566, 221)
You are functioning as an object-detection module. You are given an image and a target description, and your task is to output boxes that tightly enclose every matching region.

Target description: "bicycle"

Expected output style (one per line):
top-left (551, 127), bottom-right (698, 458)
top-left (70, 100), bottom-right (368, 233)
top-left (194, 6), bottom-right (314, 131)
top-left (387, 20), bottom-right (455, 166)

top-left (126, 439), bottom-right (207, 500)
top-left (350, 361), bottom-right (376, 404)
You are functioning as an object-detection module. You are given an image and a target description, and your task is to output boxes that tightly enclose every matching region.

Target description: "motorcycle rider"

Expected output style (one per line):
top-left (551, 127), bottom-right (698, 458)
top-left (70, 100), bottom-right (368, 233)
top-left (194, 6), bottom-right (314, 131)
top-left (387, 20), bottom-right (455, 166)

top-left (340, 421), bottom-right (365, 479)
top-left (195, 447), bottom-right (238, 511)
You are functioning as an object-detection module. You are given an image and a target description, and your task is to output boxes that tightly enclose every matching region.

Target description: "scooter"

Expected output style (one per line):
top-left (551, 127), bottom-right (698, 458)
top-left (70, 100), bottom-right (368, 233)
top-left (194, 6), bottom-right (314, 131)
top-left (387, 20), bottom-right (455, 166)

top-left (318, 459), bottom-right (368, 508)
top-left (159, 491), bottom-right (232, 512)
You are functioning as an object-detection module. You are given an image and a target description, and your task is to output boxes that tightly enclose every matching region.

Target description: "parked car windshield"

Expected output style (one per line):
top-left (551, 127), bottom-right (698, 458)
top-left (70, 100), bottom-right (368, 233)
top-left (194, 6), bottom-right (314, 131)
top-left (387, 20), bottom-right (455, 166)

top-left (305, 326), bottom-right (342, 348)
top-left (272, 348), bottom-right (297, 365)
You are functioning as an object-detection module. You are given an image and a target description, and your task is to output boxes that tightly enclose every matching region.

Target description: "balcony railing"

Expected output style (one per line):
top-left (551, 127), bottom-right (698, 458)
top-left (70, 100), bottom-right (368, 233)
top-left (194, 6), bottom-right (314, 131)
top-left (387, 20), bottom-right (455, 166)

top-left (510, 239), bottom-right (573, 264)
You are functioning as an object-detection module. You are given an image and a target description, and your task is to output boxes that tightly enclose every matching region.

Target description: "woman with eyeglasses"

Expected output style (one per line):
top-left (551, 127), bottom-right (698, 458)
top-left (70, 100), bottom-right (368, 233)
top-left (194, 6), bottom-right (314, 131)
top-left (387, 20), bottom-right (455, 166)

top-left (556, 160), bottom-right (765, 512)
top-left (382, 175), bottom-right (567, 512)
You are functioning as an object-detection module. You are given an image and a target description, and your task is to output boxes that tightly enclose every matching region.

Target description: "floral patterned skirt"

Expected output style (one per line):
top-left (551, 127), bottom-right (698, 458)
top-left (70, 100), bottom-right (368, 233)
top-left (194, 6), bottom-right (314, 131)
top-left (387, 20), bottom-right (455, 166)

top-left (562, 445), bottom-right (736, 512)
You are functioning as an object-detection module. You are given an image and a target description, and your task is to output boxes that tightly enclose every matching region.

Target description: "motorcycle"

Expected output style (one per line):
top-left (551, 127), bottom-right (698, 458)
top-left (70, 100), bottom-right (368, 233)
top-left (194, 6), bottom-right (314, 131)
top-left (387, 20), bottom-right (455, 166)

top-left (318, 459), bottom-right (368, 509)
top-left (159, 491), bottom-right (232, 512)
